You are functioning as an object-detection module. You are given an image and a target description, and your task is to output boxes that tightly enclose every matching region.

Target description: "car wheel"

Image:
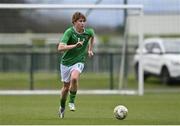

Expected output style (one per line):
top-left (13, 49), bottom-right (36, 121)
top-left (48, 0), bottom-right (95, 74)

top-left (160, 67), bottom-right (170, 85)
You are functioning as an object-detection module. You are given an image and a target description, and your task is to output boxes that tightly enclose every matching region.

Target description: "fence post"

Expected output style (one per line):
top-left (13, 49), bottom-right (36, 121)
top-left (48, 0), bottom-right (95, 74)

top-left (109, 53), bottom-right (114, 89)
top-left (29, 52), bottom-right (34, 90)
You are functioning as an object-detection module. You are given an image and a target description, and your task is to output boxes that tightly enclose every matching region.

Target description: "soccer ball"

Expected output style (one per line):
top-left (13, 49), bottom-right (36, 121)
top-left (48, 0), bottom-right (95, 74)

top-left (113, 105), bottom-right (128, 120)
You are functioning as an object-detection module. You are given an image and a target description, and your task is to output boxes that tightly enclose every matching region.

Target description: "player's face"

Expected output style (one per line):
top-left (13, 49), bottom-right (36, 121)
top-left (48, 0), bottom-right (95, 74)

top-left (74, 18), bottom-right (86, 31)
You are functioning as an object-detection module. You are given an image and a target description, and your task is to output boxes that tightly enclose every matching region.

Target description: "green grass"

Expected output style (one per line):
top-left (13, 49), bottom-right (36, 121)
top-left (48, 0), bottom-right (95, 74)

top-left (0, 93), bottom-right (180, 125)
top-left (0, 72), bottom-right (180, 124)
top-left (0, 72), bottom-right (110, 90)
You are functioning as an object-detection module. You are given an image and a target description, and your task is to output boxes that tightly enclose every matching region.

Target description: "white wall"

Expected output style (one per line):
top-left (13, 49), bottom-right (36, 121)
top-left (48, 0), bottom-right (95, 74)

top-left (128, 14), bottom-right (180, 36)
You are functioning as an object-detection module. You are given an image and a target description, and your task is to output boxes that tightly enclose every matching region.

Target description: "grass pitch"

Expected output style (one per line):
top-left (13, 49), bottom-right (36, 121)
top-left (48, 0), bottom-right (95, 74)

top-left (0, 93), bottom-right (180, 125)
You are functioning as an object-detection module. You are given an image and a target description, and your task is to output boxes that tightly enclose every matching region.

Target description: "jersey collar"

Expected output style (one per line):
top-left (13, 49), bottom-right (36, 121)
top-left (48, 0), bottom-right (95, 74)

top-left (73, 26), bottom-right (85, 34)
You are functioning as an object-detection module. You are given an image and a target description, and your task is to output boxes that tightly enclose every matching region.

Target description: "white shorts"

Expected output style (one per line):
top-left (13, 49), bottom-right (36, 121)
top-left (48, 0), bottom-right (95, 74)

top-left (60, 62), bottom-right (84, 83)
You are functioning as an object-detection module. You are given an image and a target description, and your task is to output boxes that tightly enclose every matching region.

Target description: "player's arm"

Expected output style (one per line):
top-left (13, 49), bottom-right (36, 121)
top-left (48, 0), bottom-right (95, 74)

top-left (58, 42), bottom-right (83, 52)
top-left (58, 28), bottom-right (83, 52)
top-left (88, 36), bottom-right (94, 57)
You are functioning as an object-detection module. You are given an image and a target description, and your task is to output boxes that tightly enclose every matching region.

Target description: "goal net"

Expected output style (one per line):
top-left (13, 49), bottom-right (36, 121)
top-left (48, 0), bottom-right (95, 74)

top-left (0, 4), bottom-right (144, 95)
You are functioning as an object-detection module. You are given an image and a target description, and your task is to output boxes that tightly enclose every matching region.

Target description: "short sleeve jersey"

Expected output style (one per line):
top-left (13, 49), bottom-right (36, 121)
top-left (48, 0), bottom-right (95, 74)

top-left (60, 27), bottom-right (94, 66)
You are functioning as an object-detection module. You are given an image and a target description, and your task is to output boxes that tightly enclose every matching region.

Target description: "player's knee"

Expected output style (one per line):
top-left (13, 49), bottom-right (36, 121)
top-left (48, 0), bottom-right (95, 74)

top-left (71, 77), bottom-right (78, 84)
top-left (63, 86), bottom-right (69, 92)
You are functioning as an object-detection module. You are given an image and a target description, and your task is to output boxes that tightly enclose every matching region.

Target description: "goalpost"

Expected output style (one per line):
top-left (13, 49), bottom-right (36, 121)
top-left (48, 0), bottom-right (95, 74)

top-left (0, 4), bottom-right (144, 95)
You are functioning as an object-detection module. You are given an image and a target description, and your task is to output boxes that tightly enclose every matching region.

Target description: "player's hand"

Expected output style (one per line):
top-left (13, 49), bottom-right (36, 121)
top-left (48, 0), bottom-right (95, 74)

top-left (88, 50), bottom-right (94, 58)
top-left (75, 41), bottom-right (83, 47)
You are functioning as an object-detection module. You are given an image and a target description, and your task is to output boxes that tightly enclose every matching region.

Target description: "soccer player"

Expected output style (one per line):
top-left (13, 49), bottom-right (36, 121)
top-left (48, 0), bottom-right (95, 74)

top-left (57, 12), bottom-right (95, 118)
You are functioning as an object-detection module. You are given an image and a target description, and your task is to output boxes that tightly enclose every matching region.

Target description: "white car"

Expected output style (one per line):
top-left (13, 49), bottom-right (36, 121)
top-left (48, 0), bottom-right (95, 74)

top-left (134, 38), bottom-right (180, 84)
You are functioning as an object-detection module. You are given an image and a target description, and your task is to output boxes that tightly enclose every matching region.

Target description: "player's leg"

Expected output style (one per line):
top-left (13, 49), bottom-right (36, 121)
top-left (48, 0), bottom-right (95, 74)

top-left (68, 63), bottom-right (84, 111)
top-left (60, 83), bottom-right (70, 109)
top-left (59, 82), bottom-right (70, 118)
top-left (68, 70), bottom-right (80, 111)
top-left (58, 64), bottom-right (71, 118)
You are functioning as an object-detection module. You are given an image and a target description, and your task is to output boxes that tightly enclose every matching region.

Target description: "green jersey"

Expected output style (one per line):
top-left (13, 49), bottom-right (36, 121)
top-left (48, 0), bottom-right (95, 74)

top-left (60, 27), bottom-right (94, 66)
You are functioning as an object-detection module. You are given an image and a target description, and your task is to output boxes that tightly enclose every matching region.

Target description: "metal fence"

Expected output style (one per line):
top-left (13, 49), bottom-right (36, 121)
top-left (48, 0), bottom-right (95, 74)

top-left (0, 51), bottom-right (136, 90)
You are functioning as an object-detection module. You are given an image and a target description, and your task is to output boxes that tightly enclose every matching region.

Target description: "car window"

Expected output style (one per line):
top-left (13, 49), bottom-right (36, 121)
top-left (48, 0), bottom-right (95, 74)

top-left (145, 43), bottom-right (154, 53)
top-left (163, 41), bottom-right (180, 53)
top-left (151, 43), bottom-right (162, 53)
top-left (153, 43), bottom-right (160, 49)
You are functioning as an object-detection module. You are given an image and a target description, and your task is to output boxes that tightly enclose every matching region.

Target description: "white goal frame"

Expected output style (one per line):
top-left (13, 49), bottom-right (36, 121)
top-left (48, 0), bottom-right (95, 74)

top-left (0, 4), bottom-right (144, 95)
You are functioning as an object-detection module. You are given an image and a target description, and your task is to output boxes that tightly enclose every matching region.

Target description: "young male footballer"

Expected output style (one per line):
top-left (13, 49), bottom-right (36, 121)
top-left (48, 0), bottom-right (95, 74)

top-left (57, 11), bottom-right (95, 118)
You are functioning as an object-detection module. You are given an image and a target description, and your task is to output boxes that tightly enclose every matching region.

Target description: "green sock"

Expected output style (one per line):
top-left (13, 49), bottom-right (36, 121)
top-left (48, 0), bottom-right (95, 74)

top-left (69, 91), bottom-right (77, 103)
top-left (60, 98), bottom-right (66, 108)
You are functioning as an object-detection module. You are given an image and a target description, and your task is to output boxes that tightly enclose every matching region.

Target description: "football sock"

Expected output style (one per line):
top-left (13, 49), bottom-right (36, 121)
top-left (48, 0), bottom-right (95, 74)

top-left (69, 90), bottom-right (77, 103)
top-left (60, 98), bottom-right (66, 108)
